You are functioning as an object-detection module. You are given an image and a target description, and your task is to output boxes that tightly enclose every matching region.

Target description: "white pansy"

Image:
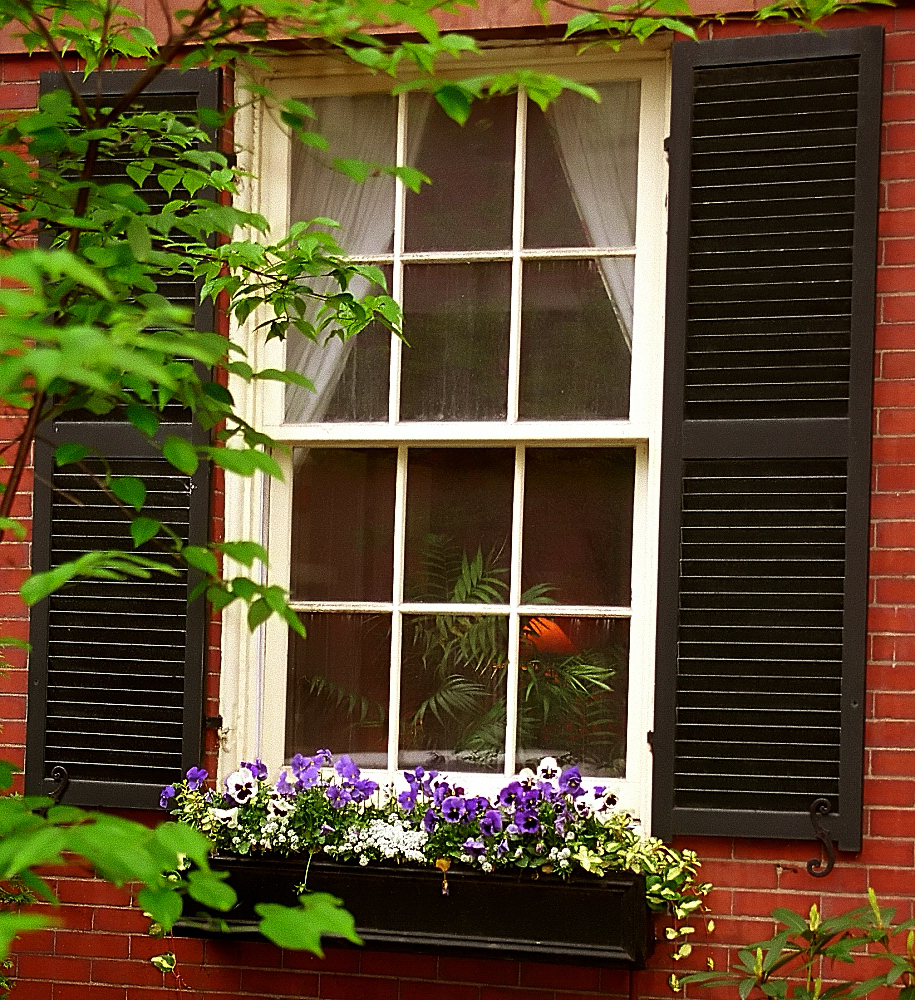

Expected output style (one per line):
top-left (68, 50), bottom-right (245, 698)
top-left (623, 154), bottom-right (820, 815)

top-left (224, 767), bottom-right (257, 805)
top-left (210, 806), bottom-right (240, 828)
top-left (537, 757), bottom-right (560, 781)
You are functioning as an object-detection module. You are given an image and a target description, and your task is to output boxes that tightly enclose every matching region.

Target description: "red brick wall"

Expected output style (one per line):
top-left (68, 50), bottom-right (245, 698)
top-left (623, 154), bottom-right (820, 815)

top-left (4, 7), bottom-right (915, 998)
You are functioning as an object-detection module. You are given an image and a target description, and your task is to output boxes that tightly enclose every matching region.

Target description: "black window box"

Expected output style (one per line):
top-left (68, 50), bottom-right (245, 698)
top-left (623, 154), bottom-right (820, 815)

top-left (180, 855), bottom-right (654, 967)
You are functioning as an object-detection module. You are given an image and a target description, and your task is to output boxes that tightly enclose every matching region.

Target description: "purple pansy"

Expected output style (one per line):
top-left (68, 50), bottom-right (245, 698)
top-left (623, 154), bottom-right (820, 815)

top-left (497, 781), bottom-right (523, 808)
top-left (423, 808), bottom-right (438, 833)
top-left (463, 838), bottom-right (486, 860)
top-left (442, 796), bottom-right (467, 823)
top-left (241, 758), bottom-right (268, 781)
top-left (160, 785), bottom-right (176, 809)
top-left (480, 809), bottom-right (504, 837)
top-left (275, 770), bottom-right (297, 796)
top-left (335, 755), bottom-right (360, 780)
top-left (514, 808), bottom-right (541, 835)
top-left (558, 765), bottom-right (584, 798)
top-left (186, 766), bottom-right (208, 791)
top-left (326, 784), bottom-right (352, 808)
top-left (349, 777), bottom-right (379, 803)
top-left (399, 788), bottom-right (418, 812)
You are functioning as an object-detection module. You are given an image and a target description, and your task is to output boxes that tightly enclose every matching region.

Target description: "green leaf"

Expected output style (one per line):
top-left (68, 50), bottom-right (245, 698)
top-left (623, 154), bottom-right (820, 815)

top-left (247, 598), bottom-right (271, 630)
top-left (163, 437), bottom-right (199, 475)
top-left (0, 913), bottom-right (55, 961)
top-left (126, 404), bottom-right (159, 438)
top-left (130, 517), bottom-right (161, 548)
top-left (0, 517), bottom-right (26, 541)
top-left (217, 541), bottom-right (268, 567)
top-left (187, 869), bottom-right (236, 912)
top-left (110, 477), bottom-right (146, 512)
top-left (154, 822), bottom-right (213, 868)
top-left (256, 894), bottom-right (361, 955)
top-left (0, 761), bottom-right (14, 791)
top-left (182, 546), bottom-right (219, 577)
top-left (54, 443), bottom-right (91, 467)
top-left (435, 85), bottom-right (473, 125)
top-left (137, 886), bottom-right (183, 931)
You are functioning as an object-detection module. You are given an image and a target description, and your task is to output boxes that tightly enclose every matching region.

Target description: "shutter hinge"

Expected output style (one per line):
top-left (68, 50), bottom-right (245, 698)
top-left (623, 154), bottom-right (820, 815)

top-left (646, 730), bottom-right (654, 748)
top-left (663, 136), bottom-right (670, 153)
top-left (205, 715), bottom-right (224, 729)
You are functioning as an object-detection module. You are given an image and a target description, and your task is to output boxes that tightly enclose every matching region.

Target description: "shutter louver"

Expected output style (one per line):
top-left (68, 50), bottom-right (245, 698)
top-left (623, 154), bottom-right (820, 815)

top-left (27, 70), bottom-right (218, 808)
top-left (654, 28), bottom-right (882, 851)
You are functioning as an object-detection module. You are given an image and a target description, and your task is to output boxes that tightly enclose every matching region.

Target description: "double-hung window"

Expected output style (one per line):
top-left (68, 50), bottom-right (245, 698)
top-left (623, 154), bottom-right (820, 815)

top-left (226, 44), bottom-right (668, 821)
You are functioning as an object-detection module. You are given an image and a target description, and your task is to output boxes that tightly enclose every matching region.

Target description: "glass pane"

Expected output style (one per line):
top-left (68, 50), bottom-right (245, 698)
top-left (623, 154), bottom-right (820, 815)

top-left (519, 258), bottom-right (632, 421)
top-left (515, 616), bottom-right (628, 778)
top-left (291, 448), bottom-right (396, 602)
top-left (401, 263), bottom-right (510, 421)
top-left (405, 94), bottom-right (515, 252)
top-left (289, 94), bottom-right (396, 254)
top-left (286, 613), bottom-right (391, 767)
top-left (521, 448), bottom-right (634, 607)
top-left (524, 82), bottom-right (640, 250)
top-left (404, 449), bottom-right (515, 603)
top-left (285, 267), bottom-right (392, 423)
top-left (399, 613), bottom-right (508, 773)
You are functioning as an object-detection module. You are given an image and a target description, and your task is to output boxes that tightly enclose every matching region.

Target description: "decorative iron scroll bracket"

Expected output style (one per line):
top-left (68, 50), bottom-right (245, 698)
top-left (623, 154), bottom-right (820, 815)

top-left (807, 797), bottom-right (836, 878)
top-left (50, 765), bottom-right (70, 805)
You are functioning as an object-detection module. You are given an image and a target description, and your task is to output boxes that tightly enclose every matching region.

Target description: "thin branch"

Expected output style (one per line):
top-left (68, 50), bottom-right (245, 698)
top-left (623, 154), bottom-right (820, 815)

top-left (25, 8), bottom-right (93, 126)
top-left (0, 390), bottom-right (46, 524)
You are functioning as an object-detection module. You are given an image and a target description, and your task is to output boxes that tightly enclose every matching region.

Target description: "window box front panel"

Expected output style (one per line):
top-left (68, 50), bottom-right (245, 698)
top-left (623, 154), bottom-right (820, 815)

top-left (182, 855), bottom-right (654, 966)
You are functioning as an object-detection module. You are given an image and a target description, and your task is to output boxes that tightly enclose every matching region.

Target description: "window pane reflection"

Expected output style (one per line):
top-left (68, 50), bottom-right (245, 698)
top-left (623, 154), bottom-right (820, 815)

top-left (515, 616), bottom-right (628, 778)
top-left (286, 613), bottom-right (391, 767)
top-left (291, 449), bottom-right (396, 602)
top-left (401, 263), bottom-right (511, 422)
top-left (519, 259), bottom-right (633, 421)
top-left (522, 448), bottom-right (634, 607)
top-left (405, 449), bottom-right (515, 603)
top-left (406, 95), bottom-right (515, 252)
top-left (399, 613), bottom-right (507, 773)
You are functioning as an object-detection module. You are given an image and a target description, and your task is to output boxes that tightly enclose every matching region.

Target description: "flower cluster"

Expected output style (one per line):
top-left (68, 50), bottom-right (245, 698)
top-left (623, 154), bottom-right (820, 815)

top-left (162, 753), bottom-right (710, 916)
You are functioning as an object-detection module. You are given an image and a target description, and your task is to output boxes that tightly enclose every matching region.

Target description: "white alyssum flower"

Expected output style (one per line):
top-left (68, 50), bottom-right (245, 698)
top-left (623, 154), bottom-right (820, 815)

top-left (325, 817), bottom-right (429, 864)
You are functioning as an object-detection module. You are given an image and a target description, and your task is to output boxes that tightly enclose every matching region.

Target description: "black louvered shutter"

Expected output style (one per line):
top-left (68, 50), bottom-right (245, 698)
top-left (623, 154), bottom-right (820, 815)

top-left (653, 27), bottom-right (882, 851)
top-left (26, 70), bottom-right (218, 808)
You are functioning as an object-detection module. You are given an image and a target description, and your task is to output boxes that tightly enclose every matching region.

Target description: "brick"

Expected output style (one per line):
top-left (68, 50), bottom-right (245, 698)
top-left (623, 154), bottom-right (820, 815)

top-left (320, 974), bottom-right (398, 1000)
top-left (439, 956), bottom-right (518, 986)
top-left (54, 931), bottom-right (128, 960)
top-left (92, 907), bottom-right (150, 933)
top-left (873, 690), bottom-right (915, 719)
top-left (11, 983), bottom-right (53, 1000)
top-left (869, 748), bottom-right (915, 776)
top-left (0, 82), bottom-right (37, 109)
top-left (239, 968), bottom-right (319, 995)
top-left (881, 351), bottom-right (915, 381)
top-left (360, 949), bottom-right (438, 979)
top-left (880, 295), bottom-right (915, 325)
top-left (873, 436), bottom-right (915, 466)
top-left (90, 958), bottom-right (169, 988)
top-left (866, 718), bottom-right (915, 747)
top-left (869, 549), bottom-right (915, 579)
top-left (283, 946), bottom-right (361, 974)
top-left (480, 989), bottom-right (553, 1000)
top-left (599, 968), bottom-right (631, 995)
top-left (54, 879), bottom-right (131, 907)
top-left (520, 963), bottom-right (601, 992)
top-left (876, 464), bottom-right (915, 492)
top-left (402, 984), bottom-right (479, 1000)
top-left (16, 955), bottom-right (91, 982)
top-left (56, 986), bottom-right (124, 1000)
top-left (870, 808), bottom-right (915, 838)
top-left (869, 493), bottom-right (915, 518)
top-left (129, 934), bottom-right (204, 963)
top-left (868, 606), bottom-right (915, 633)
top-left (864, 838), bottom-right (915, 866)
top-left (892, 61), bottom-right (915, 91)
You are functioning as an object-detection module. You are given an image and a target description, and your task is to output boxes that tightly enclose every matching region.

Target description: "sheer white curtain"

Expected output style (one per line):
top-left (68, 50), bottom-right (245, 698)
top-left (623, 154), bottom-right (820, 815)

top-left (286, 95), bottom-right (396, 423)
top-left (546, 82), bottom-right (640, 349)
top-left (285, 95), bottom-right (432, 423)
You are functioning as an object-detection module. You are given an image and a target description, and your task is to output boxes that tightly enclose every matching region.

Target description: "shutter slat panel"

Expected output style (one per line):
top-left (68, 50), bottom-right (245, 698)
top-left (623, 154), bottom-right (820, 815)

top-left (655, 27), bottom-right (881, 850)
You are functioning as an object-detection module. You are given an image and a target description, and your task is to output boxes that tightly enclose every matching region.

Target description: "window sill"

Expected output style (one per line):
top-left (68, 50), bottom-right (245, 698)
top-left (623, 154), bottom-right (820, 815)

top-left (179, 855), bottom-right (654, 966)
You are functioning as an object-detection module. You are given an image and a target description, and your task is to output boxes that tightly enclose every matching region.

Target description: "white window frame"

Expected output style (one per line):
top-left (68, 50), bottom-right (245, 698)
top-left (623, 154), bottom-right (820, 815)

top-left (221, 40), bottom-right (670, 828)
